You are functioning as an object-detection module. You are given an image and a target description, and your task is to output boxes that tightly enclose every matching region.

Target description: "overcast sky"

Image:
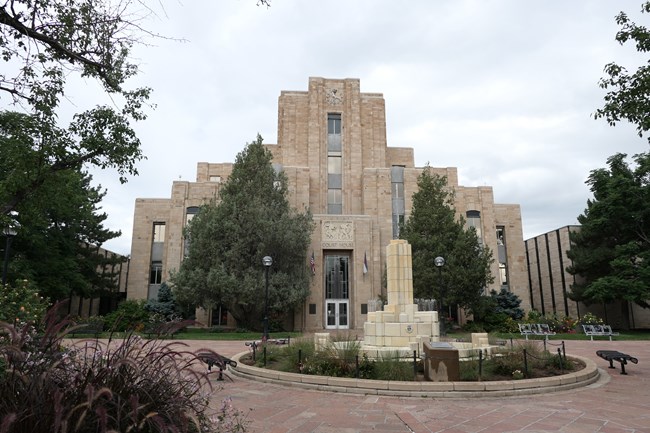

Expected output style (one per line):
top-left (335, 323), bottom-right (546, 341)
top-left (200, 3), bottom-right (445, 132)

top-left (78, 1), bottom-right (650, 255)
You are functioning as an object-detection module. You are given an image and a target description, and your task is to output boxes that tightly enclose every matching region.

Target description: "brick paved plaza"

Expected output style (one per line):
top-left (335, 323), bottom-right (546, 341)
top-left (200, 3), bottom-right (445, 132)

top-left (192, 339), bottom-right (649, 433)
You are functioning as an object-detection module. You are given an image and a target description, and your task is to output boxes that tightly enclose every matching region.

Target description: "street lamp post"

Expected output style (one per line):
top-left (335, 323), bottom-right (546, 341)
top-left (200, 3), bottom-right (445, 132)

top-left (2, 226), bottom-right (17, 287)
top-left (262, 255), bottom-right (273, 341)
top-left (434, 256), bottom-right (445, 337)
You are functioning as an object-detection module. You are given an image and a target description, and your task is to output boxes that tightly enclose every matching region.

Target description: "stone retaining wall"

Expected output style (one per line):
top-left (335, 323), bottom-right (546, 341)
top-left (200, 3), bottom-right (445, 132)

top-left (228, 351), bottom-right (600, 398)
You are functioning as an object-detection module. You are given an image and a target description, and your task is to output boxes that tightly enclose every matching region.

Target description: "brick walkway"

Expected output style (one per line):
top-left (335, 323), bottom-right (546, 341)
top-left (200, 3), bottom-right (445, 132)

top-left (183, 339), bottom-right (650, 433)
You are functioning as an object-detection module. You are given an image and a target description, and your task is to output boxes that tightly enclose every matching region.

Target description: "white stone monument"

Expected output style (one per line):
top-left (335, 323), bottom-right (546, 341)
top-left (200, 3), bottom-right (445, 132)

top-left (362, 239), bottom-right (439, 357)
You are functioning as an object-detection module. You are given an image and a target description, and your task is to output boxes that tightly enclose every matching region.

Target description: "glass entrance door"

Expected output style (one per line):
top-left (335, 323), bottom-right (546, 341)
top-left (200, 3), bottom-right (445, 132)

top-left (326, 300), bottom-right (348, 329)
top-left (324, 254), bottom-right (349, 329)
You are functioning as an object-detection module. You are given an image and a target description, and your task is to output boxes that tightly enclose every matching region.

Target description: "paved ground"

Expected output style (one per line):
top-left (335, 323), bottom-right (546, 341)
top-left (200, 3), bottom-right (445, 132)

top-left (182, 338), bottom-right (650, 433)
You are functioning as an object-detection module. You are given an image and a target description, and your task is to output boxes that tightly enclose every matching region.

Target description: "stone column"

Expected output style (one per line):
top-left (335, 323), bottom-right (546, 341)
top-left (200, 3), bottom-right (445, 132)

top-left (386, 239), bottom-right (413, 307)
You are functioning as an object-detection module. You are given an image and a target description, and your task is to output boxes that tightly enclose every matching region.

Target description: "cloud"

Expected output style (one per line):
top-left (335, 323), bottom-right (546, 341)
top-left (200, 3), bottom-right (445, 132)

top-left (21, 0), bottom-right (646, 255)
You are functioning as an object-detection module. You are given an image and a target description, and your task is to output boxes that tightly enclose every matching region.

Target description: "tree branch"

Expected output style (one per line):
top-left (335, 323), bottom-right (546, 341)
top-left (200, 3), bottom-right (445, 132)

top-left (0, 6), bottom-right (119, 91)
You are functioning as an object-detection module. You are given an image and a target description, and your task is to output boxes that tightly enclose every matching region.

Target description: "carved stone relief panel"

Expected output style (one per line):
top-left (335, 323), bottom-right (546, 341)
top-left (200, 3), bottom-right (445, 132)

top-left (326, 87), bottom-right (343, 106)
top-left (322, 220), bottom-right (354, 248)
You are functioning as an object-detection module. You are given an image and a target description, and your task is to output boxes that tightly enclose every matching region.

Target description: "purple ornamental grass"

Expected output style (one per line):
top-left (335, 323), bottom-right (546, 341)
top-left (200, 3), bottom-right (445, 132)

top-left (0, 307), bottom-right (248, 433)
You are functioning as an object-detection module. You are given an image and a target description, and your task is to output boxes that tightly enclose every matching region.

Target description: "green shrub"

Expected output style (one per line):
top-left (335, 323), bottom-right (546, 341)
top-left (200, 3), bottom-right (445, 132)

top-left (500, 316), bottom-right (519, 333)
top-left (274, 338), bottom-right (315, 372)
top-left (102, 299), bottom-right (150, 332)
top-left (358, 353), bottom-right (376, 379)
top-left (461, 321), bottom-right (485, 333)
top-left (459, 357), bottom-right (480, 381)
top-left (525, 310), bottom-right (542, 323)
top-left (580, 312), bottom-right (604, 326)
top-left (492, 349), bottom-right (526, 376)
top-left (375, 352), bottom-right (416, 381)
top-left (0, 279), bottom-right (49, 328)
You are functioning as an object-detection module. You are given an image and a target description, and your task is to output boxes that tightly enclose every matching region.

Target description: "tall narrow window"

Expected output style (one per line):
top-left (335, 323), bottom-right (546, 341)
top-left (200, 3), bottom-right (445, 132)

top-left (210, 304), bottom-right (229, 326)
top-left (184, 207), bottom-right (200, 258)
top-left (391, 166), bottom-right (405, 238)
top-left (327, 113), bottom-right (342, 214)
top-left (324, 254), bottom-right (350, 329)
top-left (149, 222), bottom-right (165, 299)
top-left (497, 226), bottom-right (509, 288)
top-left (149, 261), bottom-right (163, 285)
top-left (152, 223), bottom-right (166, 243)
top-left (466, 210), bottom-right (483, 245)
top-left (325, 255), bottom-right (349, 299)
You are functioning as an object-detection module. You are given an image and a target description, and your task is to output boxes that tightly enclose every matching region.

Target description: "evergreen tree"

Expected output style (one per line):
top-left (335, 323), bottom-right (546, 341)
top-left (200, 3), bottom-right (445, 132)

top-left (171, 135), bottom-right (313, 330)
top-left (144, 282), bottom-right (181, 320)
top-left (567, 152), bottom-right (650, 307)
top-left (399, 166), bottom-right (494, 314)
top-left (490, 287), bottom-right (525, 320)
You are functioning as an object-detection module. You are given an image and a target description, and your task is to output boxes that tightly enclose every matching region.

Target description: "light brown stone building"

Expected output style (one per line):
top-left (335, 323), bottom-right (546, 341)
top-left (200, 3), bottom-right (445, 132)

top-left (525, 226), bottom-right (650, 329)
top-left (127, 77), bottom-right (529, 331)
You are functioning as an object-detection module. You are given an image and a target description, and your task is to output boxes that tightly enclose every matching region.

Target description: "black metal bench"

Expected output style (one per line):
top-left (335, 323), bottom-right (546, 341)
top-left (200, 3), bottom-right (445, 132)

top-left (143, 322), bottom-right (184, 339)
top-left (68, 322), bottom-right (104, 337)
top-left (596, 350), bottom-right (638, 374)
top-left (196, 351), bottom-right (238, 381)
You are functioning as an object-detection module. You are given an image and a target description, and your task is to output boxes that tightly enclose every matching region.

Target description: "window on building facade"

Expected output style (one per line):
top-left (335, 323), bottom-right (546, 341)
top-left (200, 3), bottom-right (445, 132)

top-left (327, 113), bottom-right (342, 214)
top-left (149, 223), bottom-right (165, 299)
top-left (210, 304), bottom-right (229, 326)
top-left (184, 207), bottom-right (200, 258)
top-left (152, 223), bottom-right (165, 243)
top-left (392, 182), bottom-right (404, 198)
top-left (391, 166), bottom-right (405, 239)
top-left (328, 113), bottom-right (341, 135)
top-left (209, 175), bottom-right (221, 182)
top-left (466, 210), bottom-right (482, 244)
top-left (327, 189), bottom-right (342, 214)
top-left (325, 255), bottom-right (349, 299)
top-left (496, 226), bottom-right (509, 288)
top-left (149, 261), bottom-right (163, 285)
top-left (497, 226), bottom-right (508, 287)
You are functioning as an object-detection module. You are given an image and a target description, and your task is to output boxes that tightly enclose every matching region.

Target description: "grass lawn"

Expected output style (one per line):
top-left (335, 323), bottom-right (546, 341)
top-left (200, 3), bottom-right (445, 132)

top-left (72, 328), bottom-right (650, 342)
top-left (172, 330), bottom-right (302, 341)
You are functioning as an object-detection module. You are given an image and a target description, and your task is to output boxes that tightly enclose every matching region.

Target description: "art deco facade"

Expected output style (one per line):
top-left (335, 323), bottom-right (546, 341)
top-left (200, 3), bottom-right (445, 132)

top-left (127, 77), bottom-right (529, 331)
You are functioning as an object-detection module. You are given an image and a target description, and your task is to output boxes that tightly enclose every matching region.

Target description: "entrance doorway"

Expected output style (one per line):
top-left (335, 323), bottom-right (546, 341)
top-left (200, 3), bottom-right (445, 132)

top-left (324, 254), bottom-right (349, 329)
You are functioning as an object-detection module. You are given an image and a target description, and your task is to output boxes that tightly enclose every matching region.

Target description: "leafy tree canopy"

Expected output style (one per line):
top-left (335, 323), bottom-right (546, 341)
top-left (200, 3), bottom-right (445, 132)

top-left (171, 135), bottom-right (313, 330)
top-left (1, 112), bottom-right (125, 301)
top-left (595, 1), bottom-right (650, 143)
top-left (567, 152), bottom-right (650, 307)
top-left (0, 0), bottom-right (154, 216)
top-left (399, 166), bottom-right (494, 313)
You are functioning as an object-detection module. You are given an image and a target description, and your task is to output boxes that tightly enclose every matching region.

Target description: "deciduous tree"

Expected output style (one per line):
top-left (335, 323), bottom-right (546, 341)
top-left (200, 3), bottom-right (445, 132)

top-left (0, 0), bottom-right (154, 216)
top-left (595, 1), bottom-right (650, 144)
top-left (171, 135), bottom-right (313, 330)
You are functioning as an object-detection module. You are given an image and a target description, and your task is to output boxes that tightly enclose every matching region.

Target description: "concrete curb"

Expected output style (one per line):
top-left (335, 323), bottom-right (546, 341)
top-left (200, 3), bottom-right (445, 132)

top-left (228, 351), bottom-right (600, 398)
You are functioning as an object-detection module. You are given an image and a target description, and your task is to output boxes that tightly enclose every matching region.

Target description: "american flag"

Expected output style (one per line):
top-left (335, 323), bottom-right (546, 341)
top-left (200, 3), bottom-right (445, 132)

top-left (310, 251), bottom-right (315, 275)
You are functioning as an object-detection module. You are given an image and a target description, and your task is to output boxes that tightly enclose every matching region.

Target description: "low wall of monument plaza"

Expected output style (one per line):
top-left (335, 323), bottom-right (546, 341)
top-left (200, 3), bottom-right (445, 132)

top-left (228, 352), bottom-right (599, 398)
